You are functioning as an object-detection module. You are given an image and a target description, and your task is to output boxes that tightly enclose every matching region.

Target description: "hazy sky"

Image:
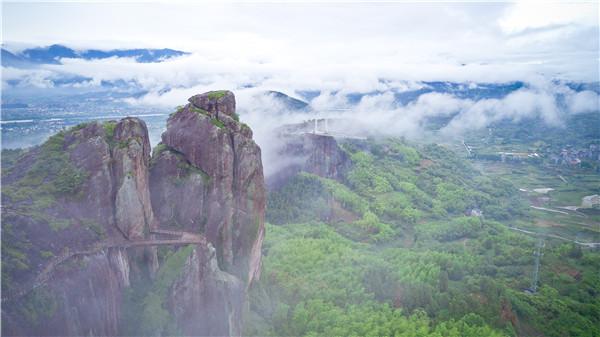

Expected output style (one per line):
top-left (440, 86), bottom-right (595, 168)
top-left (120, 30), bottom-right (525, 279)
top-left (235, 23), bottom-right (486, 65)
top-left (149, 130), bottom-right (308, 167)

top-left (2, 1), bottom-right (599, 154)
top-left (1, 1), bottom-right (598, 107)
top-left (3, 1), bottom-right (598, 83)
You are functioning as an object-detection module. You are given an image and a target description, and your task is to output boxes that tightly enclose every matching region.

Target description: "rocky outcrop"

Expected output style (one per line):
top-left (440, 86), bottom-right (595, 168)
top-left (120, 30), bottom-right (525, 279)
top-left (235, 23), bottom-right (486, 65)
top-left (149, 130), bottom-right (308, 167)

top-left (267, 133), bottom-right (350, 189)
top-left (111, 118), bottom-right (156, 239)
top-left (152, 90), bottom-right (265, 335)
top-left (188, 90), bottom-right (236, 118)
top-left (301, 133), bottom-right (350, 179)
top-left (149, 149), bottom-right (208, 233)
top-left (1, 248), bottom-right (131, 337)
top-left (168, 243), bottom-right (244, 336)
top-left (63, 122), bottom-right (115, 234)
top-left (42, 248), bottom-right (130, 336)
top-left (1, 118), bottom-right (156, 336)
top-left (2, 91), bottom-right (265, 336)
top-left (153, 90), bottom-right (266, 284)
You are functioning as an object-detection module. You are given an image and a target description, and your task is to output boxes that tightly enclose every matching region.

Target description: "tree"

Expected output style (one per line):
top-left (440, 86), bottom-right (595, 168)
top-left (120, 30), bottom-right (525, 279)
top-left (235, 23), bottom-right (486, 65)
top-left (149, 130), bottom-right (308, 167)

top-left (439, 270), bottom-right (449, 293)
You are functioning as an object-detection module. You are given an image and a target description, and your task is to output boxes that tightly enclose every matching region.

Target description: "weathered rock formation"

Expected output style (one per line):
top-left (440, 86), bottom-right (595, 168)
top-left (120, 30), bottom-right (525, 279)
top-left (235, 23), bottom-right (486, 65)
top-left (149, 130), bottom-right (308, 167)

top-left (267, 132), bottom-right (350, 189)
top-left (111, 118), bottom-right (156, 239)
top-left (1, 91), bottom-right (265, 336)
top-left (168, 243), bottom-right (244, 336)
top-left (151, 90), bottom-right (266, 284)
top-left (2, 118), bottom-right (154, 336)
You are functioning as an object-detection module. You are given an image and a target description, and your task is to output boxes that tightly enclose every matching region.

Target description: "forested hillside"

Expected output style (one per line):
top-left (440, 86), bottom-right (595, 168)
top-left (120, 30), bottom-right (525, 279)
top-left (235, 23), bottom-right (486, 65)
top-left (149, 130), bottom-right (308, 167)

top-left (247, 138), bottom-right (600, 337)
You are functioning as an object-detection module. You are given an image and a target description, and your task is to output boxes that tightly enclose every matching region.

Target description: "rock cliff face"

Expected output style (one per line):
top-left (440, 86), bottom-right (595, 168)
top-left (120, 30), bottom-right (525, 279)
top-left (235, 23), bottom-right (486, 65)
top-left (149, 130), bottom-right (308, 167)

top-left (168, 243), bottom-right (244, 336)
top-left (299, 133), bottom-right (350, 180)
top-left (152, 90), bottom-right (266, 284)
top-left (2, 118), bottom-right (153, 336)
top-left (267, 133), bottom-right (350, 189)
top-left (35, 248), bottom-right (131, 336)
top-left (149, 149), bottom-right (208, 234)
top-left (1, 91), bottom-right (265, 336)
top-left (111, 118), bottom-right (156, 239)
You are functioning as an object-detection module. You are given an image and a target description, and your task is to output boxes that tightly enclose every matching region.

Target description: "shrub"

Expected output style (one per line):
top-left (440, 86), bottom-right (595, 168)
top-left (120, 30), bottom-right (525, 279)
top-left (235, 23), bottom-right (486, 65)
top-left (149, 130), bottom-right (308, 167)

top-left (103, 121), bottom-right (117, 139)
top-left (207, 90), bottom-right (228, 99)
top-left (211, 118), bottom-right (225, 128)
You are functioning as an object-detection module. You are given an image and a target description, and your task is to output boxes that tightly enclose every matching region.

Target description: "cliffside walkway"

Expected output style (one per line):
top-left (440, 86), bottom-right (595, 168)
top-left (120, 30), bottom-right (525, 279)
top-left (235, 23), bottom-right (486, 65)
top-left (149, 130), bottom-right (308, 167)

top-left (3, 229), bottom-right (207, 303)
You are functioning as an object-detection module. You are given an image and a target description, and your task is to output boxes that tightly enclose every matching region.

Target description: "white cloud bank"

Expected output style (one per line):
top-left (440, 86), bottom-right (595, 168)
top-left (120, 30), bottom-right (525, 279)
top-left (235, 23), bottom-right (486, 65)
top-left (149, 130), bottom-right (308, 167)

top-left (3, 1), bottom-right (598, 86)
top-left (2, 1), bottom-right (599, 155)
top-left (277, 81), bottom-right (599, 138)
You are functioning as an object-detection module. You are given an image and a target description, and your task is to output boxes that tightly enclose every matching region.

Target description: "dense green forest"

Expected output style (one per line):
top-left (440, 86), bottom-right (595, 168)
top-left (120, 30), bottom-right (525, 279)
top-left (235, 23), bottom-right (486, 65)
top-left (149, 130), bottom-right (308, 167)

top-left (247, 138), bottom-right (600, 337)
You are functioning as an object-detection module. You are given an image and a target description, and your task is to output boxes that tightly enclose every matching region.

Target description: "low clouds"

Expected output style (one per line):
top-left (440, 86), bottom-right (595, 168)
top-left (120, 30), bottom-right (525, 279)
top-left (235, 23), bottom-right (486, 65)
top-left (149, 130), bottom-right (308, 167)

top-left (499, 2), bottom-right (598, 34)
top-left (2, 1), bottom-right (598, 154)
top-left (3, 54), bottom-right (598, 151)
top-left (335, 82), bottom-right (599, 139)
top-left (197, 80), bottom-right (597, 174)
top-left (3, 1), bottom-right (599, 86)
top-left (568, 90), bottom-right (600, 114)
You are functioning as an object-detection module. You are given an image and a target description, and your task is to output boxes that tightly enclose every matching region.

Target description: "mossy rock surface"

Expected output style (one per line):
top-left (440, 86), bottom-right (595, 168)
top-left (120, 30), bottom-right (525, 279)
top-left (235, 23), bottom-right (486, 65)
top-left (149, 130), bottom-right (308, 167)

top-left (207, 90), bottom-right (228, 100)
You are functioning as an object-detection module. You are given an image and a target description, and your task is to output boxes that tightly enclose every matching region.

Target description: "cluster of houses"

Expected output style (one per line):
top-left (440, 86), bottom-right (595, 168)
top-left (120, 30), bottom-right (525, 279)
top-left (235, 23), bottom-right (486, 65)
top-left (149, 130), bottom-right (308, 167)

top-left (550, 144), bottom-right (600, 166)
top-left (498, 151), bottom-right (541, 163)
top-left (472, 143), bottom-right (600, 169)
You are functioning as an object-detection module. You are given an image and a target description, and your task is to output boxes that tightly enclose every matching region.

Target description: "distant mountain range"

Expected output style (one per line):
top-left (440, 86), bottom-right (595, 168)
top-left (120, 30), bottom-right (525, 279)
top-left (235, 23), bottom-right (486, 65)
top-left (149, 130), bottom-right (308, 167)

top-left (296, 81), bottom-right (600, 107)
top-left (1, 44), bottom-right (188, 67)
top-left (265, 90), bottom-right (310, 111)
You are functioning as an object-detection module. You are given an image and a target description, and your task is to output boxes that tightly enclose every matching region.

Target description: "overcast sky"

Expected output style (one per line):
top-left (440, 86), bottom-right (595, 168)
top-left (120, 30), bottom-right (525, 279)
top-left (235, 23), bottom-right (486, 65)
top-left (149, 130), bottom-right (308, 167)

top-left (3, 1), bottom-right (598, 83)
top-left (2, 1), bottom-right (599, 153)
top-left (1, 1), bottom-right (598, 107)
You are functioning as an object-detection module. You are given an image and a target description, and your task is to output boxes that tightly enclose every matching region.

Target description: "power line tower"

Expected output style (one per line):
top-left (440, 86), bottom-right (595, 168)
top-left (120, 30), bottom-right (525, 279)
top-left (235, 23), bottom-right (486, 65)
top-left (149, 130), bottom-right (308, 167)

top-left (530, 238), bottom-right (545, 293)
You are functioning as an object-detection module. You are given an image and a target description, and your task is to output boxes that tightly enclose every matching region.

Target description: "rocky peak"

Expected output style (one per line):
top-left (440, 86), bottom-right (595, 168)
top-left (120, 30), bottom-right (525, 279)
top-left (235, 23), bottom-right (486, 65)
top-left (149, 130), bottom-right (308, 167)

top-left (110, 118), bottom-right (156, 239)
top-left (268, 132), bottom-right (350, 189)
top-left (1, 117), bottom-right (158, 336)
top-left (155, 90), bottom-right (265, 284)
top-left (188, 90), bottom-right (236, 118)
top-left (2, 91), bottom-right (265, 336)
top-left (112, 117), bottom-right (152, 161)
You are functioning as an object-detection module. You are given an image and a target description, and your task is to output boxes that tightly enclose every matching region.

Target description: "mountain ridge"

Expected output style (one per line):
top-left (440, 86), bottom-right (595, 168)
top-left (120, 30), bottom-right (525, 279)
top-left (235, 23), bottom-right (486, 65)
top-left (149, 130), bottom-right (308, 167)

top-left (1, 90), bottom-right (264, 336)
top-left (1, 44), bottom-right (188, 67)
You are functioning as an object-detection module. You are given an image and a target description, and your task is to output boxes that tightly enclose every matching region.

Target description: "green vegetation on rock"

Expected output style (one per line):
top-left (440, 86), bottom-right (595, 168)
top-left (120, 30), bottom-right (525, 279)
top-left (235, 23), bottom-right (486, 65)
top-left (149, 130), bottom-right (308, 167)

top-left (18, 287), bottom-right (58, 327)
top-left (103, 121), bottom-right (116, 139)
top-left (176, 158), bottom-right (210, 183)
top-left (207, 90), bottom-right (228, 100)
top-left (190, 106), bottom-right (209, 116)
top-left (122, 245), bottom-right (195, 336)
top-left (169, 106), bottom-right (185, 118)
top-left (1, 222), bottom-right (32, 295)
top-left (187, 106), bottom-right (227, 129)
top-left (211, 118), bottom-right (225, 129)
top-left (2, 129), bottom-right (88, 234)
top-left (36, 131), bottom-right (87, 196)
top-left (151, 143), bottom-right (168, 159)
